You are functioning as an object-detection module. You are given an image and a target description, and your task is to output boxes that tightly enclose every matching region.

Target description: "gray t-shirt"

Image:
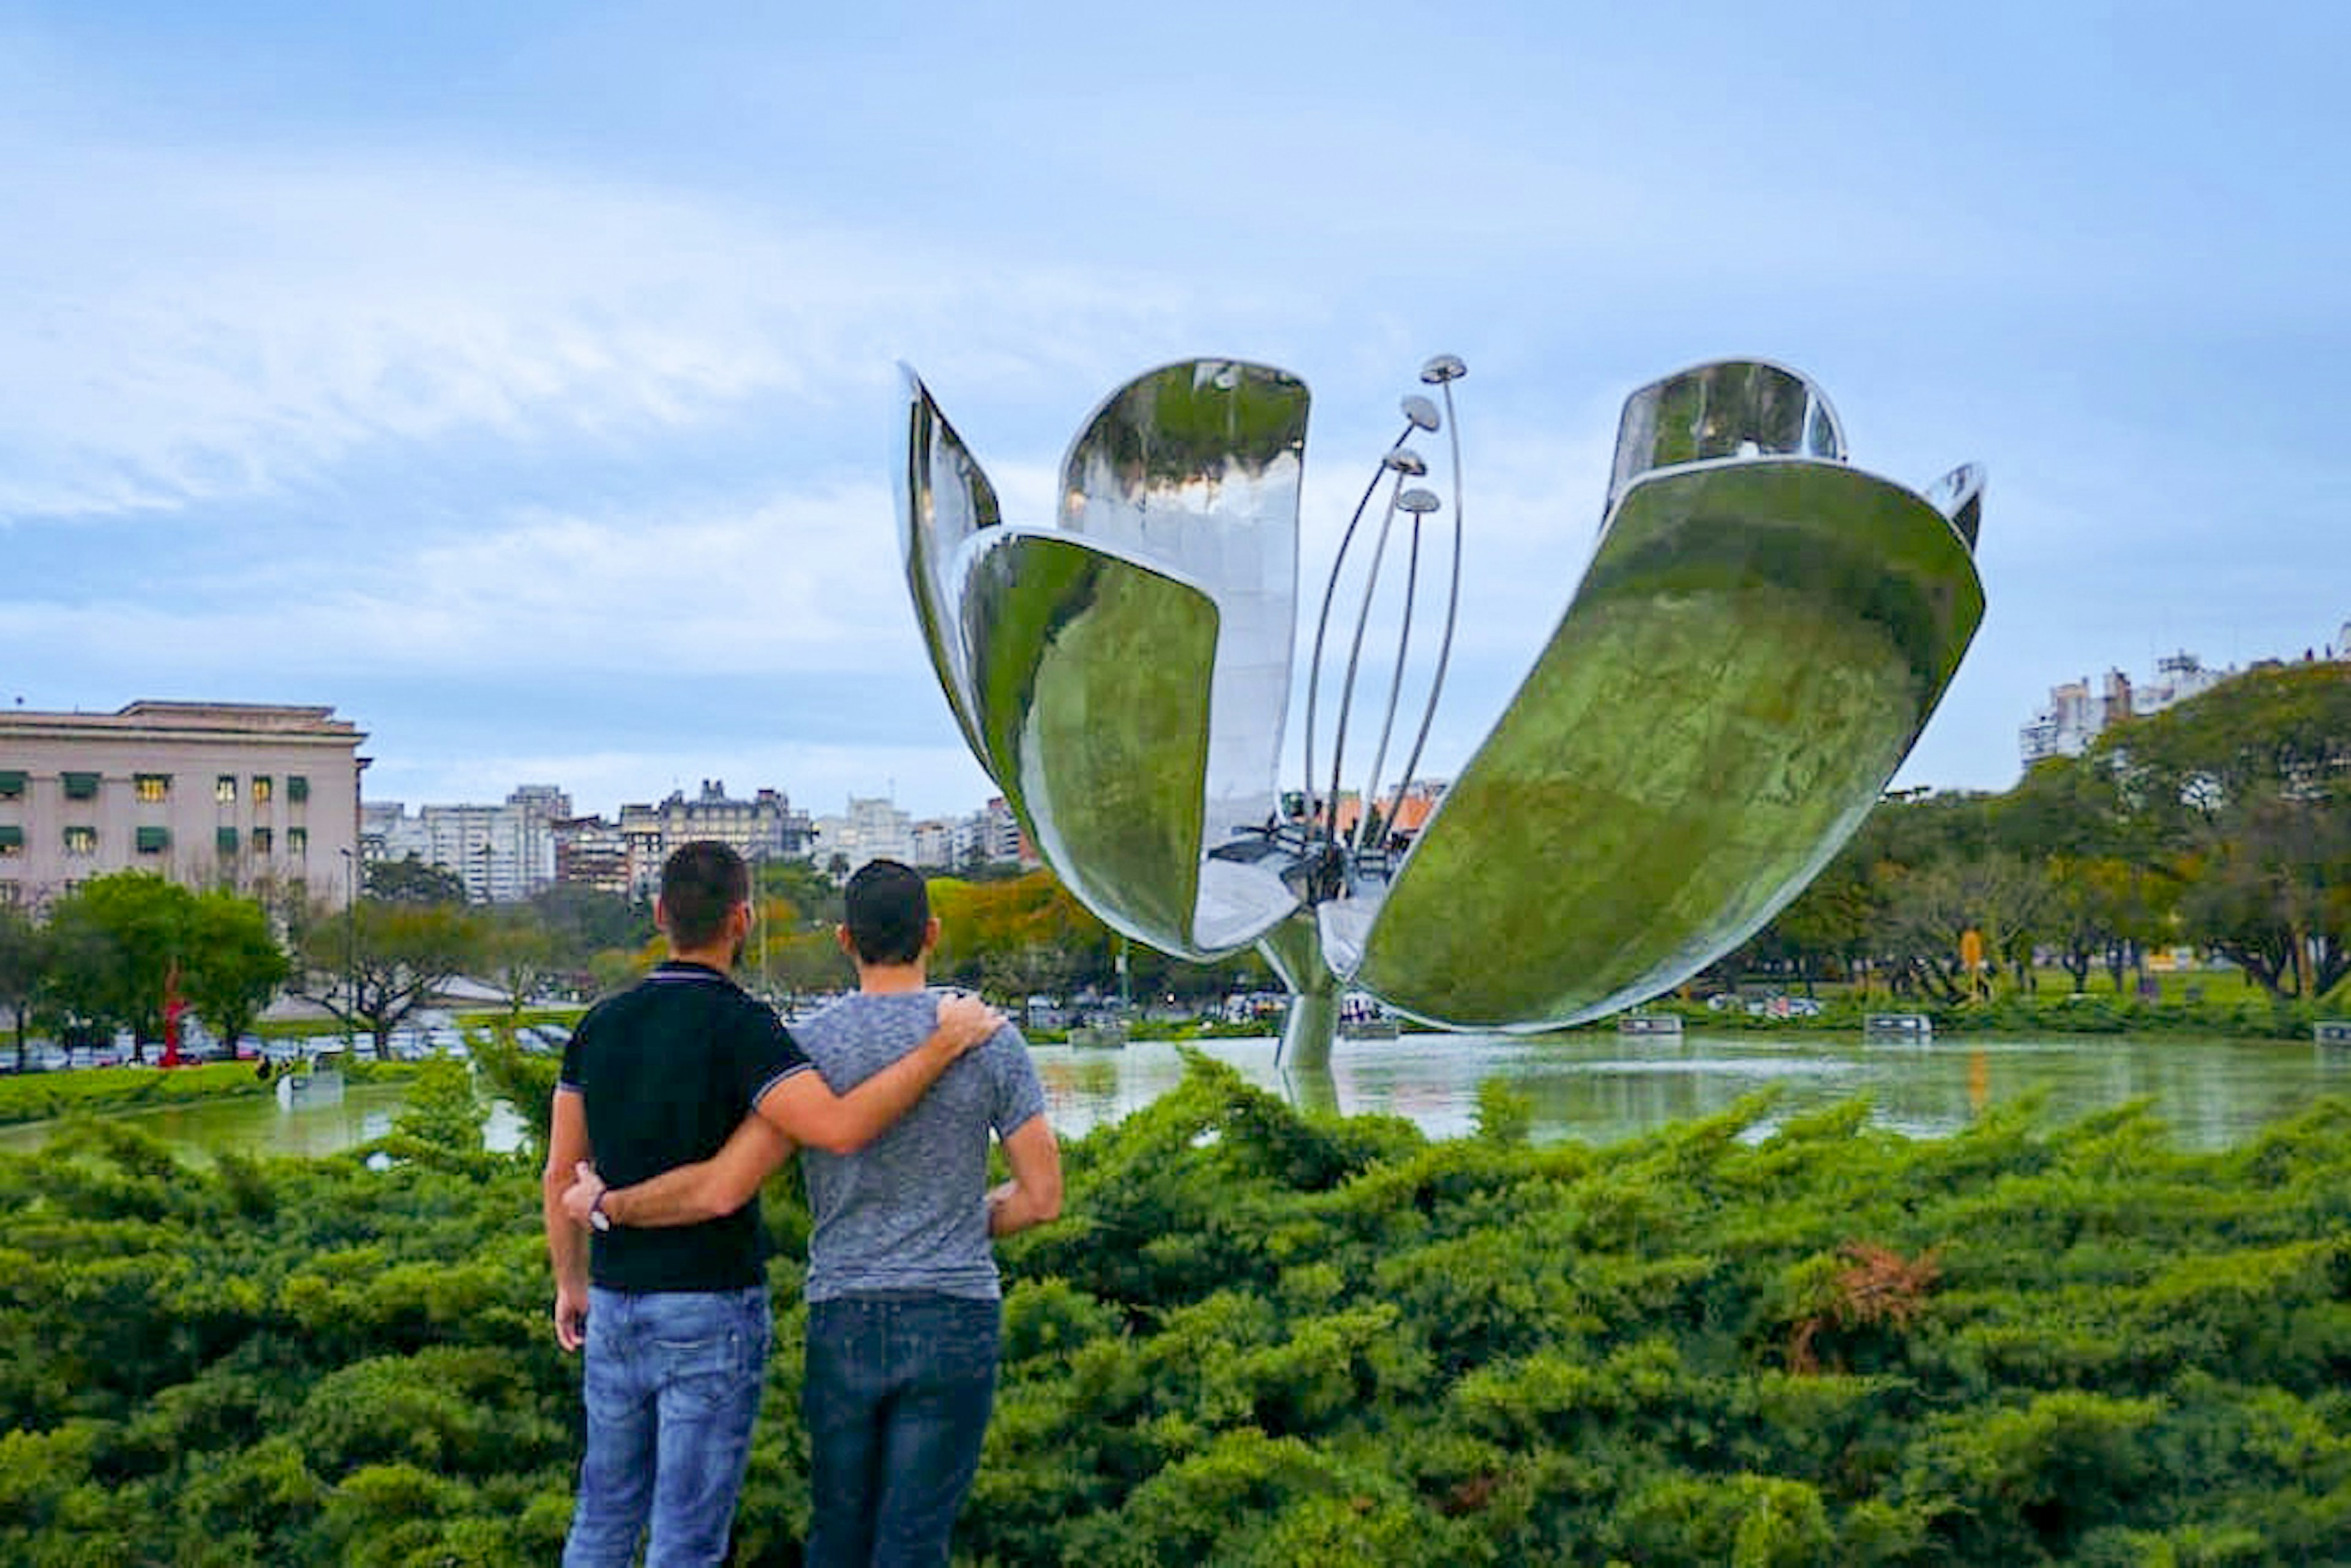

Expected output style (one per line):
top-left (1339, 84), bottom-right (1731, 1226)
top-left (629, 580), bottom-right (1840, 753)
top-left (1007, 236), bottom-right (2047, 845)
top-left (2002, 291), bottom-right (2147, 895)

top-left (792, 989), bottom-right (1048, 1302)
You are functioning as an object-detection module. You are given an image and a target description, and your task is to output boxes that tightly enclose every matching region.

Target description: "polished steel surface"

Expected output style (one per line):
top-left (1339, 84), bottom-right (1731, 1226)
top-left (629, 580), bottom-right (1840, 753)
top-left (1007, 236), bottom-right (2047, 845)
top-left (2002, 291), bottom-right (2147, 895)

top-left (899, 355), bottom-right (1983, 1063)
top-left (960, 532), bottom-right (1222, 953)
top-left (1607, 359), bottom-right (1843, 520)
top-left (898, 360), bottom-right (1308, 959)
top-left (1343, 402), bottom-right (1983, 1029)
top-left (897, 367), bottom-right (1002, 761)
top-left (1059, 360), bottom-right (1310, 951)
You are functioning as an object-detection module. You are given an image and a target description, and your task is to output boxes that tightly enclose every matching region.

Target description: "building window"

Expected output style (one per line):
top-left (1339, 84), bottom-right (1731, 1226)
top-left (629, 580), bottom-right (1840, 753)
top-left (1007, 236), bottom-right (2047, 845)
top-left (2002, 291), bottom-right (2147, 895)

top-left (216, 776), bottom-right (237, 803)
top-left (0, 825), bottom-right (21, 856)
top-left (288, 775), bottom-right (310, 803)
top-left (62, 772), bottom-right (100, 801)
top-left (252, 776), bottom-right (274, 805)
top-left (288, 827), bottom-right (307, 856)
top-left (64, 825), bottom-right (97, 856)
top-left (0, 880), bottom-right (18, 907)
top-left (135, 773), bottom-right (171, 803)
top-left (217, 827), bottom-right (239, 854)
top-left (252, 827), bottom-right (273, 855)
top-left (0, 771), bottom-right (23, 799)
top-left (136, 826), bottom-right (170, 854)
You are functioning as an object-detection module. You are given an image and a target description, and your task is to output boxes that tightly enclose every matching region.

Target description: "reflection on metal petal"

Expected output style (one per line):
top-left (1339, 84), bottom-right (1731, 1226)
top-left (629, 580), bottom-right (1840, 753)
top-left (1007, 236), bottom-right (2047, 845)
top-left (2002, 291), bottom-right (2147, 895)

top-left (1057, 360), bottom-right (1310, 952)
top-left (1606, 359), bottom-right (1843, 519)
top-left (897, 366), bottom-right (1001, 760)
top-left (962, 532), bottom-right (1224, 955)
top-left (900, 353), bottom-right (1984, 1065)
top-left (1346, 451), bottom-right (1983, 1029)
top-left (1924, 462), bottom-right (1984, 549)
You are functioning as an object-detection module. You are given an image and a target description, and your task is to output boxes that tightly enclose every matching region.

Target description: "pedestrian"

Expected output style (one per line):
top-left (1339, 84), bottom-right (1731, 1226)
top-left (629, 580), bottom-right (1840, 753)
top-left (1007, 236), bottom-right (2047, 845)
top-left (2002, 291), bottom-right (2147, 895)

top-left (544, 841), bottom-right (1000, 1567)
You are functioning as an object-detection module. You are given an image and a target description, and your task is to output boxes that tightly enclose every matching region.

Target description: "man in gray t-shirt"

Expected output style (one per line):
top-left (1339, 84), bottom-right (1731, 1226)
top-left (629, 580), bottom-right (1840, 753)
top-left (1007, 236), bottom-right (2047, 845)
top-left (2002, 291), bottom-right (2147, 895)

top-left (569, 859), bottom-right (1061, 1566)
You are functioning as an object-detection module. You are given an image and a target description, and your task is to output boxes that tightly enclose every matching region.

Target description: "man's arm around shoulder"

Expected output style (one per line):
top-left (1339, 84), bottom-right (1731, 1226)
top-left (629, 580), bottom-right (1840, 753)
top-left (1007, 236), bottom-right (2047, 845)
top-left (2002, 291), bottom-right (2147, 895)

top-left (759, 992), bottom-right (1002, 1155)
top-left (561, 994), bottom-right (1007, 1231)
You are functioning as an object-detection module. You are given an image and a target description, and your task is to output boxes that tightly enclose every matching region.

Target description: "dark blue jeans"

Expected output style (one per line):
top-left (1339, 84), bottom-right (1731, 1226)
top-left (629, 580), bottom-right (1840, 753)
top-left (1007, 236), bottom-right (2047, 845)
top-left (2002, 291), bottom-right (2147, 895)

top-left (564, 1285), bottom-right (772, 1568)
top-left (802, 1292), bottom-right (1001, 1568)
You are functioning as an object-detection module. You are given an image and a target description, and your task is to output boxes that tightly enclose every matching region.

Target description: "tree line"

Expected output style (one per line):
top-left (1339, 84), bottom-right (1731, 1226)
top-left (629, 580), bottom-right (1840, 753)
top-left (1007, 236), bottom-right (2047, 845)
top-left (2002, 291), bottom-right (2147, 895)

top-left (0, 849), bottom-right (1269, 1073)
top-left (1728, 661), bottom-right (2349, 1005)
top-left (0, 859), bottom-right (658, 1069)
top-left (4, 659), bottom-right (2338, 1068)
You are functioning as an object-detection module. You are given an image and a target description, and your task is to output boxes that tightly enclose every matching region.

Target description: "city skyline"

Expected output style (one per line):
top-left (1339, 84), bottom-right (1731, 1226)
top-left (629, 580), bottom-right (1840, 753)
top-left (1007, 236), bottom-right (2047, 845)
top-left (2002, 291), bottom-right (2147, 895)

top-left (4, 6), bottom-right (2346, 820)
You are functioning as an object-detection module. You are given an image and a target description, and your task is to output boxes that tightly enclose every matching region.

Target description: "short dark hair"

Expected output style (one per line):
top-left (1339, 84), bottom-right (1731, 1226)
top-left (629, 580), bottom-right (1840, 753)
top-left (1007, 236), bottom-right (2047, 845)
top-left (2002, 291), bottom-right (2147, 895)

top-left (844, 859), bottom-right (930, 966)
top-left (661, 841), bottom-right (749, 950)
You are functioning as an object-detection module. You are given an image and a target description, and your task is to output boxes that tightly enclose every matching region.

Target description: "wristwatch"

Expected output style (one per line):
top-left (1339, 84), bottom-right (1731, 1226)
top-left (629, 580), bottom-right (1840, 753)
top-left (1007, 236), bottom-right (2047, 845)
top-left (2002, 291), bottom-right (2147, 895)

top-left (588, 1188), bottom-right (612, 1232)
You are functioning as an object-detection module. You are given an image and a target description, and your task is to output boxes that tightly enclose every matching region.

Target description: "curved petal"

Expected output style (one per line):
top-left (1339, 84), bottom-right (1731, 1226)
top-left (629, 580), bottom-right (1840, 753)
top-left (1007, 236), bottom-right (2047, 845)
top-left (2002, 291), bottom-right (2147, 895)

top-left (960, 531), bottom-right (1226, 957)
top-left (1348, 453), bottom-right (1985, 1029)
top-left (1060, 359), bottom-right (1309, 945)
top-left (895, 364), bottom-right (1000, 763)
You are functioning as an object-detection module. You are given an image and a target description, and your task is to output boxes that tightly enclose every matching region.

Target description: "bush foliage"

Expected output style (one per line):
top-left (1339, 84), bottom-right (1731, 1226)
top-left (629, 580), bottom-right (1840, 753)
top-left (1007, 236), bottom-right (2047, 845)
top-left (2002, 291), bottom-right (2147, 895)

top-left (3, 1052), bottom-right (2347, 1563)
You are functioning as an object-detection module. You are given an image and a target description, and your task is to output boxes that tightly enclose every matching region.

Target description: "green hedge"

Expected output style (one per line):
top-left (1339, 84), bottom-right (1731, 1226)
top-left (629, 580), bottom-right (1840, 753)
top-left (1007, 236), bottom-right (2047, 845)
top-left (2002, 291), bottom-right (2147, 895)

top-left (1, 1054), bottom-right (2346, 1563)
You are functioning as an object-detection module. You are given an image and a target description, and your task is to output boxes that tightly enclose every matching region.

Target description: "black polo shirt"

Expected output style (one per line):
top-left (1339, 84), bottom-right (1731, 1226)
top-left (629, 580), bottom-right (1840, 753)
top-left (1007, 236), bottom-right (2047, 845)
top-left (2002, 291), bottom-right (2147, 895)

top-left (558, 961), bottom-right (812, 1292)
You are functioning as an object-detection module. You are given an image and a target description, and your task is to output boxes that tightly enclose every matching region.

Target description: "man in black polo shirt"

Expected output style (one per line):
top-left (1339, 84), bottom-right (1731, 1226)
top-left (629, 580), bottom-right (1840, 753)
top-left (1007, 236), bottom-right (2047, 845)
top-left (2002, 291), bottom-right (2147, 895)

top-left (544, 841), bottom-right (998, 1567)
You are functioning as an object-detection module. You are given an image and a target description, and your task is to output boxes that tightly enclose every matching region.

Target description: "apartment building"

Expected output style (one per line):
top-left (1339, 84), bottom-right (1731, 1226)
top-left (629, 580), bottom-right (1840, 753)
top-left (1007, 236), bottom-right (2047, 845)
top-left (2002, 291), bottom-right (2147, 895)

top-left (2018, 652), bottom-right (2233, 767)
top-left (614, 780), bottom-right (815, 897)
top-left (0, 701), bottom-right (365, 915)
top-left (362, 786), bottom-right (573, 902)
top-left (808, 795), bottom-right (916, 878)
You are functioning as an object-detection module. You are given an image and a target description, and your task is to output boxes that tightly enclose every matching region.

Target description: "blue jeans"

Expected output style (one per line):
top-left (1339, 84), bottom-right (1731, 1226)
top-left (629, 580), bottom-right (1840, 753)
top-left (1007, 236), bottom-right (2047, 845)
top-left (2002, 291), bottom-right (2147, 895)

top-left (803, 1292), bottom-right (1001, 1568)
top-left (564, 1285), bottom-right (773, 1568)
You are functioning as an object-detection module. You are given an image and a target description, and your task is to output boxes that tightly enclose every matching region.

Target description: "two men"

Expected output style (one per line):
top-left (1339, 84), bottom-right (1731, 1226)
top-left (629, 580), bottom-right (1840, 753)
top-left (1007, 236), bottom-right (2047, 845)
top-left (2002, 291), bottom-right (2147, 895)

top-left (549, 850), bottom-right (1060, 1566)
top-left (543, 843), bottom-right (1002, 1566)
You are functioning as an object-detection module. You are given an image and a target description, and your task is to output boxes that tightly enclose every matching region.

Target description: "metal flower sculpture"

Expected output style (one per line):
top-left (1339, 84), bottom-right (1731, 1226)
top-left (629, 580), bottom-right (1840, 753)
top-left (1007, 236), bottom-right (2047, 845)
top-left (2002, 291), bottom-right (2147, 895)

top-left (898, 356), bottom-right (1984, 1066)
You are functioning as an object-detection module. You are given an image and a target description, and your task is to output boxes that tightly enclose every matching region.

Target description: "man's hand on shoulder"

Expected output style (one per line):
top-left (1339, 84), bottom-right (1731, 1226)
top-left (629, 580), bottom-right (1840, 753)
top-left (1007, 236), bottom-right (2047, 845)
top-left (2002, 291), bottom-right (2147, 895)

top-left (934, 991), bottom-right (1003, 1057)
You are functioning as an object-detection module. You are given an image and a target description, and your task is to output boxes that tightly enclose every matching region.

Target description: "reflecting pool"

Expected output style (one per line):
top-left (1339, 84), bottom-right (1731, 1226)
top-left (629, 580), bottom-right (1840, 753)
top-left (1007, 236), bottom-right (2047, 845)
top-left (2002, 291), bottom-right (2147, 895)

top-left (4, 1032), bottom-right (2344, 1162)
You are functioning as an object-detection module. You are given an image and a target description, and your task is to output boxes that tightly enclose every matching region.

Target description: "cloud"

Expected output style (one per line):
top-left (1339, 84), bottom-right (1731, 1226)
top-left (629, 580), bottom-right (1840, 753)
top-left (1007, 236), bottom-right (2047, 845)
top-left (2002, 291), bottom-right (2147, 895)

top-left (0, 475), bottom-right (945, 686)
top-left (0, 141), bottom-right (1246, 525)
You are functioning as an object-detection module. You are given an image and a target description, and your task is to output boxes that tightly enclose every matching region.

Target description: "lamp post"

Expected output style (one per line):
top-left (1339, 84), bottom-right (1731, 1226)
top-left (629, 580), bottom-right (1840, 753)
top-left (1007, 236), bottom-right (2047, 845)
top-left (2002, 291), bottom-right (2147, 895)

top-left (337, 847), bottom-right (357, 1053)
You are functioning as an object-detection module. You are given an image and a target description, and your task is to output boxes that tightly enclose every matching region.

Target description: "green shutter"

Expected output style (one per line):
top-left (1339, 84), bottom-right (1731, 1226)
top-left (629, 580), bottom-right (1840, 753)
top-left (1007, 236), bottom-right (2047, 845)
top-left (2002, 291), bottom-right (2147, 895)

top-left (62, 772), bottom-right (100, 800)
top-left (0, 825), bottom-right (23, 849)
top-left (136, 825), bottom-right (170, 853)
top-left (0, 771), bottom-right (23, 798)
top-left (288, 775), bottom-right (310, 803)
top-left (217, 827), bottom-right (239, 853)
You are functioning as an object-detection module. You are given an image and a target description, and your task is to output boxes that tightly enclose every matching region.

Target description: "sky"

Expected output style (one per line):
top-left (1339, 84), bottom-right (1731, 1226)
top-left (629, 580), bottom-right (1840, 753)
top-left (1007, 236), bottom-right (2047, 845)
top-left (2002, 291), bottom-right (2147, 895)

top-left (3, 1), bottom-right (2345, 824)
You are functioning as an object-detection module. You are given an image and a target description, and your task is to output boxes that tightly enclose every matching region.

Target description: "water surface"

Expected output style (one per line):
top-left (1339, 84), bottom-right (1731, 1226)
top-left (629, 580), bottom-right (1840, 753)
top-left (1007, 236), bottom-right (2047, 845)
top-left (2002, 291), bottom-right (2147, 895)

top-left (4, 1032), bottom-right (2343, 1162)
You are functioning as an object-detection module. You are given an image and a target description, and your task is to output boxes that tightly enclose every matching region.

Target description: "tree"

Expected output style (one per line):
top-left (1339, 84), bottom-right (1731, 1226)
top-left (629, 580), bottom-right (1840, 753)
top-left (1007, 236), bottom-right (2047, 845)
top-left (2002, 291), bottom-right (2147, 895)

top-left (931, 869), bottom-right (1111, 997)
top-left (1752, 854), bottom-right (1878, 996)
top-left (2098, 664), bottom-right (2351, 998)
top-left (365, 855), bottom-right (468, 906)
top-left (479, 907), bottom-right (560, 1024)
top-left (1873, 853), bottom-right (2051, 1003)
top-left (525, 883), bottom-right (650, 973)
top-left (296, 900), bottom-right (485, 1059)
top-left (32, 874), bottom-right (291, 1062)
top-left (39, 874), bottom-right (200, 1060)
top-left (756, 858), bottom-right (841, 929)
top-left (2175, 788), bottom-right (2351, 998)
top-left (0, 907), bottom-right (47, 1072)
top-left (180, 890), bottom-right (291, 1052)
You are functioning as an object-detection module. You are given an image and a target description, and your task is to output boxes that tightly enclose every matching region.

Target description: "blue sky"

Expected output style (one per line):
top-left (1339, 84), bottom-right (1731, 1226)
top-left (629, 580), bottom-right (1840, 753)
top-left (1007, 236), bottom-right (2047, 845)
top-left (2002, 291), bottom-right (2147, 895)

top-left (4, 2), bottom-right (2345, 822)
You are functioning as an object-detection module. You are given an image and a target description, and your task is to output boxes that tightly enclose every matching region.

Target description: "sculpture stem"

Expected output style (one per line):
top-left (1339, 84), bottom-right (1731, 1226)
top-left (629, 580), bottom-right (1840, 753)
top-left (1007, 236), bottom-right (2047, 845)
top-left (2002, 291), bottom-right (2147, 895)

top-left (1257, 911), bottom-right (1338, 1070)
